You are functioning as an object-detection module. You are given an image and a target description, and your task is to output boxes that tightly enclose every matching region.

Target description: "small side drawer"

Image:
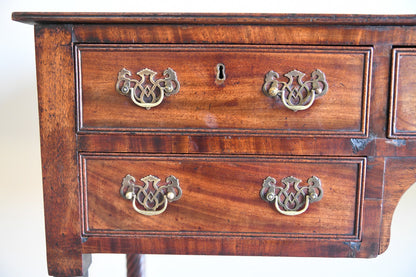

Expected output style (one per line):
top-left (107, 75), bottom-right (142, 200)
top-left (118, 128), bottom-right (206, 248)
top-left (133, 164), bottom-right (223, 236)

top-left (390, 48), bottom-right (416, 138)
top-left (80, 154), bottom-right (365, 241)
top-left (76, 44), bottom-right (372, 137)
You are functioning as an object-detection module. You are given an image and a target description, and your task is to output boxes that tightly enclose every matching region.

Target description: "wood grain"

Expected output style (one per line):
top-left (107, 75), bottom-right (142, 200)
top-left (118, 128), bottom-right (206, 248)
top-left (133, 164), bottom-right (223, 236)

top-left (34, 25), bottom-right (90, 276)
top-left (12, 12), bottom-right (416, 275)
top-left (389, 48), bottom-right (416, 137)
top-left (77, 45), bottom-right (371, 137)
top-left (77, 134), bottom-right (376, 155)
top-left (71, 24), bottom-right (416, 46)
top-left (380, 158), bottom-right (416, 254)
top-left (11, 12), bottom-right (416, 25)
top-left (81, 154), bottom-right (365, 241)
top-left (127, 254), bottom-right (145, 277)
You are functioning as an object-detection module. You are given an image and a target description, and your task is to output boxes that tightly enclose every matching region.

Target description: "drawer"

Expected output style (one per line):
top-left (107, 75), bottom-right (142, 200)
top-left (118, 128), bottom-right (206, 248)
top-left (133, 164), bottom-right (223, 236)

top-left (76, 44), bottom-right (372, 137)
top-left (80, 154), bottom-right (365, 240)
top-left (390, 48), bottom-right (416, 137)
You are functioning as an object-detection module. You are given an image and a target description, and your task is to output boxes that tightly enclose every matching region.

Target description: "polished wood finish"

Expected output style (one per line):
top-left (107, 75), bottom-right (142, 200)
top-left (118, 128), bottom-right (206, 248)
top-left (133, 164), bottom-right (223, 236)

top-left (11, 12), bottom-right (416, 25)
top-left (389, 48), bottom-right (416, 137)
top-left (13, 12), bottom-right (416, 276)
top-left (77, 44), bottom-right (371, 137)
top-left (380, 158), bottom-right (416, 253)
top-left (81, 154), bottom-right (365, 239)
top-left (34, 24), bottom-right (91, 277)
top-left (127, 254), bottom-right (145, 277)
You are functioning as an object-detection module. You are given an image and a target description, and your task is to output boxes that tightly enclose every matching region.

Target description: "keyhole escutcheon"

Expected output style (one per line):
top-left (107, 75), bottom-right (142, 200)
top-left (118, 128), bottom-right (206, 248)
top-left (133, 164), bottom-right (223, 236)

top-left (215, 63), bottom-right (226, 85)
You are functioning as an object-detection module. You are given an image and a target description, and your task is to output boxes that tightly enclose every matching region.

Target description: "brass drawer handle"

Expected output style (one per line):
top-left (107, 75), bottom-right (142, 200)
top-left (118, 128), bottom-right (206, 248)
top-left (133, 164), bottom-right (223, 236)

top-left (260, 176), bottom-right (323, 216)
top-left (263, 69), bottom-right (328, 111)
top-left (116, 67), bottom-right (180, 110)
top-left (120, 174), bottom-right (182, 216)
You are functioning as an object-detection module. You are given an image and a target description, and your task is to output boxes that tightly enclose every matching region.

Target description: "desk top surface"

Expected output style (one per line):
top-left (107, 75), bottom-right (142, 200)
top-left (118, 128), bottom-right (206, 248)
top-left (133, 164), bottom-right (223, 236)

top-left (12, 12), bottom-right (416, 25)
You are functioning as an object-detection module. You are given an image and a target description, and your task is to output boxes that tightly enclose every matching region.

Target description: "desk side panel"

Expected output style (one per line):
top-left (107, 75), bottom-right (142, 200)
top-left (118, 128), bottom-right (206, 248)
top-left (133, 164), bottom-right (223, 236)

top-left (35, 24), bottom-right (90, 276)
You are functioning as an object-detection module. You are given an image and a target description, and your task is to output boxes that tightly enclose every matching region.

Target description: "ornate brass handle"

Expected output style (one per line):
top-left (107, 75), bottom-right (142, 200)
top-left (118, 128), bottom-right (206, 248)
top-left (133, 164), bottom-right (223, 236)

top-left (120, 174), bottom-right (182, 216)
top-left (263, 69), bottom-right (328, 111)
top-left (116, 67), bottom-right (180, 110)
top-left (260, 176), bottom-right (323, 216)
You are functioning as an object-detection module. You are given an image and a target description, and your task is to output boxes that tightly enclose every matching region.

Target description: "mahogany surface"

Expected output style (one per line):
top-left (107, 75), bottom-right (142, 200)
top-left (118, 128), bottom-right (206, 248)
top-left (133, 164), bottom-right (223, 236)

top-left (390, 48), bottom-right (416, 137)
top-left (12, 12), bottom-right (416, 276)
top-left (82, 154), bottom-right (364, 237)
top-left (77, 44), bottom-right (371, 136)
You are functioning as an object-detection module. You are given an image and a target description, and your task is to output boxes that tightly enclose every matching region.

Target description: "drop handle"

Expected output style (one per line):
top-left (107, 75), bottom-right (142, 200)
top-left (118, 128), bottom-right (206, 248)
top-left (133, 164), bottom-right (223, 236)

top-left (120, 174), bottom-right (182, 216)
top-left (116, 67), bottom-right (180, 110)
top-left (260, 176), bottom-right (323, 216)
top-left (215, 63), bottom-right (226, 85)
top-left (263, 69), bottom-right (328, 111)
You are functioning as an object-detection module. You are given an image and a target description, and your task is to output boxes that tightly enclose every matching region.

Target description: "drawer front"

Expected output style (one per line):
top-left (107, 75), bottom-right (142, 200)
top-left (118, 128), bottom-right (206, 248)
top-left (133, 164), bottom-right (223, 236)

top-left (80, 154), bottom-right (365, 240)
top-left (390, 48), bottom-right (416, 137)
top-left (76, 44), bottom-right (372, 137)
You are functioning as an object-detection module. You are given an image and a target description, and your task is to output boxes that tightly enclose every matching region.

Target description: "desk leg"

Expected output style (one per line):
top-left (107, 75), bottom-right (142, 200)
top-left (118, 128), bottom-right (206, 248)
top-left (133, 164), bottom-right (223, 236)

top-left (127, 254), bottom-right (145, 277)
top-left (58, 273), bottom-right (88, 277)
top-left (380, 157), bottom-right (416, 254)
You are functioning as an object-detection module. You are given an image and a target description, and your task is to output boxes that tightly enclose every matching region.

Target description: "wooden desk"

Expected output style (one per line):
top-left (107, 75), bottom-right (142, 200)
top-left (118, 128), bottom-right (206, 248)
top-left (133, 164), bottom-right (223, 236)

top-left (13, 12), bottom-right (416, 276)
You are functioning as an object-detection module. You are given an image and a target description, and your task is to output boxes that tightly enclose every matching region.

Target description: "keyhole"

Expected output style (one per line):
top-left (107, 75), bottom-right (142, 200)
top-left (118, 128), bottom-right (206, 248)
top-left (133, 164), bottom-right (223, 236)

top-left (218, 64), bottom-right (225, 79)
top-left (215, 63), bottom-right (226, 85)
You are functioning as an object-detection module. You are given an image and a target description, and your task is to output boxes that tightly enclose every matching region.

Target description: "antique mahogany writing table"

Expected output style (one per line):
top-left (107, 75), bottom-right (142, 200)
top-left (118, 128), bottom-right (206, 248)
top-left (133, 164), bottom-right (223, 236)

top-left (12, 12), bottom-right (416, 277)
